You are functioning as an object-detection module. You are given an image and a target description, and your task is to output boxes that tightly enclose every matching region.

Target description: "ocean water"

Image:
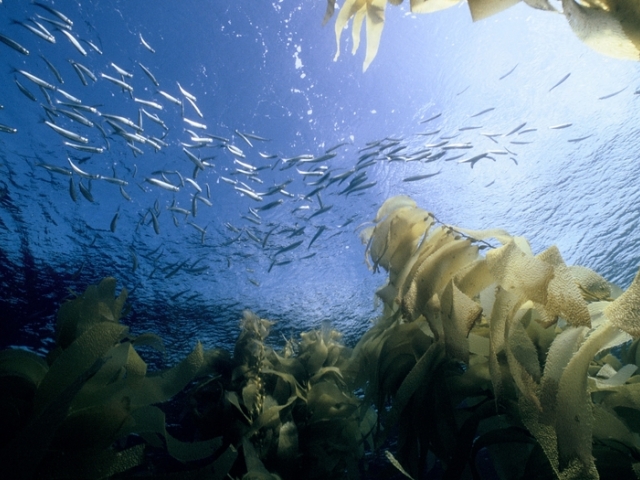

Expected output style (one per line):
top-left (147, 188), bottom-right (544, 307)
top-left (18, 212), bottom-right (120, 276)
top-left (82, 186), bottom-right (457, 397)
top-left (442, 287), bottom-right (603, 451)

top-left (0, 0), bottom-right (639, 389)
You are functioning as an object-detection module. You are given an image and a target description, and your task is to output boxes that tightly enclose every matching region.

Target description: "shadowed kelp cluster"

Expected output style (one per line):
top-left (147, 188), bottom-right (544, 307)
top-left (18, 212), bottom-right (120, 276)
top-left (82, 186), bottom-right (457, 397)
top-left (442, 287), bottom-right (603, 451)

top-left (4, 195), bottom-right (640, 478)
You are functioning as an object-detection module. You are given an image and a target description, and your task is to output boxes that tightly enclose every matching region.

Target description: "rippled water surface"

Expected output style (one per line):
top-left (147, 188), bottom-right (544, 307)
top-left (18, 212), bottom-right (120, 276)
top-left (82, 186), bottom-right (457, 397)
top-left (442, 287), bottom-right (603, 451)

top-left (1, 0), bottom-right (639, 362)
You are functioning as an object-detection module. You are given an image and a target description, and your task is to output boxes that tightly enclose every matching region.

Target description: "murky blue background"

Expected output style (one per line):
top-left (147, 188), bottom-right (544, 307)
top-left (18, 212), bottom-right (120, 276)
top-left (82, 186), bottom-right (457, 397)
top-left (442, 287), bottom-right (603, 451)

top-left (1, 0), bottom-right (639, 363)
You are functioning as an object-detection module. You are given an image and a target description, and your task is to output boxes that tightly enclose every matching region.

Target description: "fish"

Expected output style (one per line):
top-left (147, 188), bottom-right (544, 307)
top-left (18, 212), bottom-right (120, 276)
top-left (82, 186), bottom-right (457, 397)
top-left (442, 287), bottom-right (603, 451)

top-left (416, 129), bottom-right (441, 136)
top-left (134, 97), bottom-right (163, 110)
top-left (549, 123), bottom-right (573, 130)
top-left (139, 33), bottom-right (155, 53)
top-left (145, 177), bottom-right (180, 192)
top-left (505, 122), bottom-right (527, 136)
top-left (138, 62), bottom-right (159, 86)
top-left (183, 117), bottom-right (206, 129)
top-left (69, 177), bottom-right (77, 202)
top-left (599, 87), bottom-right (627, 100)
top-left (67, 157), bottom-right (98, 178)
top-left (549, 73), bottom-right (570, 92)
top-left (458, 126), bottom-right (482, 131)
top-left (308, 205), bottom-right (333, 220)
top-left (111, 62), bottom-right (133, 78)
top-left (345, 181), bottom-right (377, 195)
top-left (274, 240), bottom-right (304, 256)
top-left (402, 171), bottom-right (441, 182)
top-left (499, 63), bottom-right (518, 80)
top-left (63, 142), bottom-right (104, 154)
top-left (100, 73), bottom-right (133, 92)
top-left (226, 144), bottom-right (246, 158)
top-left (470, 107), bottom-right (495, 118)
top-left (157, 90), bottom-right (182, 105)
top-left (15, 79), bottom-right (37, 101)
top-left (110, 211), bottom-right (119, 232)
top-left (420, 113), bottom-right (442, 124)
top-left (510, 140), bottom-right (533, 145)
top-left (45, 121), bottom-right (89, 144)
top-left (567, 135), bottom-right (593, 143)
top-left (34, 14), bottom-right (71, 32)
top-left (183, 148), bottom-right (205, 170)
top-left (235, 129), bottom-right (254, 147)
top-left (0, 33), bottom-right (29, 55)
top-left (55, 88), bottom-right (82, 104)
top-left (84, 39), bottom-right (103, 55)
top-left (38, 162), bottom-right (72, 175)
top-left (40, 55), bottom-right (63, 83)
top-left (78, 180), bottom-right (94, 202)
top-left (242, 132), bottom-right (271, 142)
top-left (59, 29), bottom-right (87, 56)
top-left (234, 186), bottom-right (264, 202)
top-left (458, 153), bottom-right (491, 167)
top-left (101, 114), bottom-right (140, 131)
top-left (57, 108), bottom-right (93, 127)
top-left (308, 225), bottom-right (327, 249)
top-left (177, 82), bottom-right (197, 101)
top-left (518, 128), bottom-right (537, 135)
top-left (33, 2), bottom-right (73, 27)
top-left (149, 209), bottom-right (160, 234)
top-left (0, 124), bottom-right (17, 134)
top-left (12, 19), bottom-right (55, 43)
top-left (69, 61), bottom-right (96, 82)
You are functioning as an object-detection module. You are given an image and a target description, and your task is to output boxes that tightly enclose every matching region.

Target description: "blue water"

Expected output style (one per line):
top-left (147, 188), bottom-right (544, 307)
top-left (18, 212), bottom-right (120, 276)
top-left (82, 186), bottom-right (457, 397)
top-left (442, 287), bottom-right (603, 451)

top-left (1, 0), bottom-right (640, 368)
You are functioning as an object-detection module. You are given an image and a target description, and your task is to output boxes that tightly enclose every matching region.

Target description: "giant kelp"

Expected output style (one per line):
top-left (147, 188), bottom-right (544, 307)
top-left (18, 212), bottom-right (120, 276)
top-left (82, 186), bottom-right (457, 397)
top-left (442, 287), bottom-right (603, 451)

top-left (324, 0), bottom-right (640, 71)
top-left (6, 197), bottom-right (640, 479)
top-left (353, 194), bottom-right (640, 478)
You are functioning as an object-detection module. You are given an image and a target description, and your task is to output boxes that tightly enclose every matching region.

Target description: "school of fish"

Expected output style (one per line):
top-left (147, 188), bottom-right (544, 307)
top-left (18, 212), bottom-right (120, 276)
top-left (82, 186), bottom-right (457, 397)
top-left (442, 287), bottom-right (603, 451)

top-left (0, 1), bottom-right (632, 291)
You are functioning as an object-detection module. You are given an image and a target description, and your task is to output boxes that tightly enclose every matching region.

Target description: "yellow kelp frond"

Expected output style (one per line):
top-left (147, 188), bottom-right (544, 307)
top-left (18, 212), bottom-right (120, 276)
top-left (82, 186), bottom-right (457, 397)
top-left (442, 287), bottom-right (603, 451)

top-left (333, 0), bottom-right (388, 72)
top-left (605, 268), bottom-right (640, 336)
top-left (563, 0), bottom-right (640, 61)
top-left (411, 0), bottom-right (463, 14)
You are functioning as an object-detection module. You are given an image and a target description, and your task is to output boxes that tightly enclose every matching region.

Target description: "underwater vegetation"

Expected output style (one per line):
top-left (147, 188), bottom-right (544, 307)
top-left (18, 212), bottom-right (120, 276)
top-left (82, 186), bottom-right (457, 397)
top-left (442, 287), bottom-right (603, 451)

top-left (5, 195), bottom-right (640, 478)
top-left (324, 0), bottom-right (640, 71)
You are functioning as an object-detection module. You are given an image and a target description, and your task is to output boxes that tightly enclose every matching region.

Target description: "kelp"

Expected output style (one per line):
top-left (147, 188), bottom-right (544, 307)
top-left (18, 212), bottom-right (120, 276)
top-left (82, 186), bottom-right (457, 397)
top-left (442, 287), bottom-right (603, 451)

top-left (0, 277), bottom-right (231, 479)
top-left (6, 195), bottom-right (640, 479)
top-left (354, 195), bottom-right (640, 479)
top-left (324, 0), bottom-right (640, 71)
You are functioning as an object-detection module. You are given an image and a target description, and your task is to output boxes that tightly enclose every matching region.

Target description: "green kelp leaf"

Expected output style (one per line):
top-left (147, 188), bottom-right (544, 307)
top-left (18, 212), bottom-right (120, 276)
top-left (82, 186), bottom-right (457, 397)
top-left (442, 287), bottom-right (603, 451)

top-left (277, 420), bottom-right (299, 463)
top-left (539, 326), bottom-right (587, 425)
top-left (605, 268), bottom-right (640, 337)
top-left (441, 279), bottom-right (483, 363)
top-left (383, 342), bottom-right (445, 434)
top-left (486, 240), bottom-right (554, 306)
top-left (591, 403), bottom-right (640, 449)
top-left (56, 278), bottom-right (127, 349)
top-left (470, 426), bottom-right (535, 479)
top-left (506, 311), bottom-right (542, 411)
top-left (402, 236), bottom-right (478, 324)
top-left (536, 246), bottom-right (591, 328)
top-left (34, 322), bottom-right (128, 415)
top-left (242, 436), bottom-right (281, 480)
top-left (555, 321), bottom-right (619, 477)
top-left (131, 332), bottom-right (166, 353)
top-left (0, 349), bottom-right (49, 440)
top-left (127, 341), bottom-right (205, 407)
top-left (0, 348), bottom-right (49, 387)
top-left (568, 265), bottom-right (613, 302)
top-left (488, 287), bottom-right (519, 404)
top-left (0, 357), bottom-right (105, 479)
top-left (72, 341), bottom-right (147, 410)
top-left (307, 380), bottom-right (358, 423)
top-left (39, 443), bottom-right (145, 480)
top-left (54, 396), bottom-right (133, 451)
top-left (122, 405), bottom-right (222, 463)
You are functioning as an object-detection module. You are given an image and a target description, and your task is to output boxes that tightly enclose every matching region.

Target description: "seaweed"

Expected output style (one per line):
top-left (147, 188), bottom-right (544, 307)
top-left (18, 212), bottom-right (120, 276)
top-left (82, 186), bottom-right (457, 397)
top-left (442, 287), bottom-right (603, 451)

top-left (5, 195), bottom-right (640, 478)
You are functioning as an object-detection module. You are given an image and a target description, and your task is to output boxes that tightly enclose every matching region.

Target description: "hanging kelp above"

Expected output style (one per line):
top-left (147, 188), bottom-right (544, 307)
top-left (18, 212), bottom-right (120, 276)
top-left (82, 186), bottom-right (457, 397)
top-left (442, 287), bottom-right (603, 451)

top-left (325, 0), bottom-right (640, 71)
